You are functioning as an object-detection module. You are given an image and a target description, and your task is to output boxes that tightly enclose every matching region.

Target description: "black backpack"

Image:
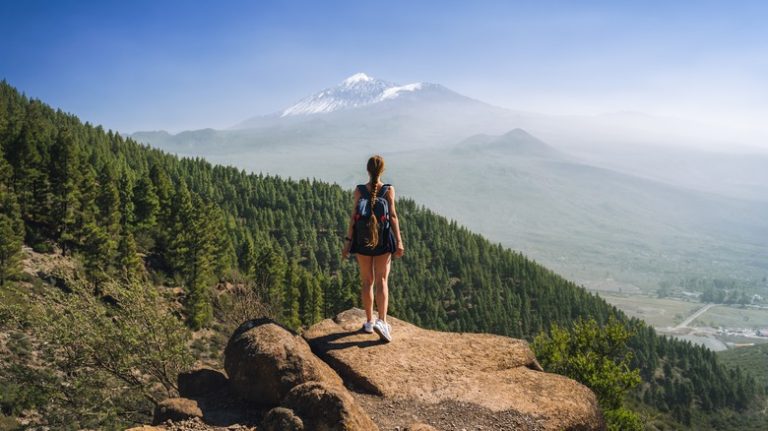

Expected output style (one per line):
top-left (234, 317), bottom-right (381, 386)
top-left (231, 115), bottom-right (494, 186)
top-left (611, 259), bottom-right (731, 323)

top-left (353, 183), bottom-right (392, 249)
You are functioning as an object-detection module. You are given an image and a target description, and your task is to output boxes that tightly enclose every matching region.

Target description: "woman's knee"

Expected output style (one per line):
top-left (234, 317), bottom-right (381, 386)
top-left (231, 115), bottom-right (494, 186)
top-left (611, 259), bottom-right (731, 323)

top-left (374, 275), bottom-right (389, 288)
top-left (361, 277), bottom-right (374, 288)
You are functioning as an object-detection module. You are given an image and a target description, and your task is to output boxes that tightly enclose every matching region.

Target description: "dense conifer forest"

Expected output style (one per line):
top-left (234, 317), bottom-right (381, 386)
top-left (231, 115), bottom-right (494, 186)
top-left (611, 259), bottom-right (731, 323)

top-left (0, 81), bottom-right (764, 429)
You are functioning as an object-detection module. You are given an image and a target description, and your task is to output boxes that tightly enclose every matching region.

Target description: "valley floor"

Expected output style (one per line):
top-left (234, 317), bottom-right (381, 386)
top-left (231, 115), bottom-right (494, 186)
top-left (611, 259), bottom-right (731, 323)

top-left (600, 292), bottom-right (768, 352)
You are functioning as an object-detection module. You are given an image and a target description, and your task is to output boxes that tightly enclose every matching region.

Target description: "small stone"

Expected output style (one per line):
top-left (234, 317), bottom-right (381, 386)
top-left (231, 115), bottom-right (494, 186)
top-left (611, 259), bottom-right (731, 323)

top-left (152, 397), bottom-right (203, 425)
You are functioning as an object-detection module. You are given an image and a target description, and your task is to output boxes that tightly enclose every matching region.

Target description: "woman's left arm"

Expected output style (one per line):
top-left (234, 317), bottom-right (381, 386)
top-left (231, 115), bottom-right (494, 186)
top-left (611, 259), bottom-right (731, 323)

top-left (342, 188), bottom-right (361, 258)
top-left (387, 186), bottom-right (404, 256)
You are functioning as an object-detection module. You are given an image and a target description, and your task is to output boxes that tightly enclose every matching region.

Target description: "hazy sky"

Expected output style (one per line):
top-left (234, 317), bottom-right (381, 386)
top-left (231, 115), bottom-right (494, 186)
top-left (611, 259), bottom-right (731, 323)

top-left (2, 0), bottom-right (767, 139)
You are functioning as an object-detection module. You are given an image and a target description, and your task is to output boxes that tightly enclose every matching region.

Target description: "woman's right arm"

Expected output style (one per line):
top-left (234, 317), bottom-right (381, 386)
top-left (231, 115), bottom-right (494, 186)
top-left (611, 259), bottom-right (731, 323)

top-left (387, 186), bottom-right (405, 258)
top-left (342, 188), bottom-right (361, 258)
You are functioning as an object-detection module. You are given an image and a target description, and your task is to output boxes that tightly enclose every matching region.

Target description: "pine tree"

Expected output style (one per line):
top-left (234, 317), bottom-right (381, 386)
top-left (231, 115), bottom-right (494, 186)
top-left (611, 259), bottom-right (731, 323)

top-left (298, 269), bottom-right (323, 325)
top-left (168, 183), bottom-right (216, 329)
top-left (97, 167), bottom-right (121, 240)
top-left (283, 261), bottom-right (302, 329)
top-left (255, 238), bottom-right (288, 311)
top-left (0, 149), bottom-right (24, 284)
top-left (49, 127), bottom-right (81, 253)
top-left (10, 101), bottom-right (54, 245)
top-left (239, 235), bottom-right (257, 277)
top-left (168, 181), bottom-right (194, 275)
top-left (117, 230), bottom-right (143, 283)
top-left (132, 175), bottom-right (159, 251)
top-left (82, 221), bottom-right (113, 290)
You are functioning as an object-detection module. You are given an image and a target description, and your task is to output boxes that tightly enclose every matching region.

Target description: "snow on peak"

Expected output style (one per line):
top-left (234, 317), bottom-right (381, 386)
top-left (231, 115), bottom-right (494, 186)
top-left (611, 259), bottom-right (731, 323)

top-left (280, 74), bottom-right (430, 117)
top-left (380, 83), bottom-right (423, 100)
top-left (343, 72), bottom-right (374, 85)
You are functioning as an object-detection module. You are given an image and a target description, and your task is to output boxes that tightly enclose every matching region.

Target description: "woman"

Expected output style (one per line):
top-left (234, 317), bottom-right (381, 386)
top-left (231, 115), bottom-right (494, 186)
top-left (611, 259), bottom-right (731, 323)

top-left (342, 155), bottom-right (405, 342)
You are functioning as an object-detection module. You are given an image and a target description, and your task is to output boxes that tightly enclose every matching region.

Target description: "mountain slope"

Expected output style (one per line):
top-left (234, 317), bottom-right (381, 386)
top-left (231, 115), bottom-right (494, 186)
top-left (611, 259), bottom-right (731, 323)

top-left (451, 128), bottom-right (568, 159)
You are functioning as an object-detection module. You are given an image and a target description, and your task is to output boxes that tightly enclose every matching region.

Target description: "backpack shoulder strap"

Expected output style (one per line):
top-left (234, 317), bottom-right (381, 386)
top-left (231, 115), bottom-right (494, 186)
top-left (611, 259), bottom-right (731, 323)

top-left (356, 184), bottom-right (369, 198)
top-left (379, 184), bottom-right (392, 199)
top-left (378, 184), bottom-right (388, 196)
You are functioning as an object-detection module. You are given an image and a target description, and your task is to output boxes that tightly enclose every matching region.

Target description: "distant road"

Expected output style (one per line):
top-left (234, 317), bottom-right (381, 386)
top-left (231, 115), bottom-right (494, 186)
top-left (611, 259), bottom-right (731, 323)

top-left (674, 303), bottom-right (717, 330)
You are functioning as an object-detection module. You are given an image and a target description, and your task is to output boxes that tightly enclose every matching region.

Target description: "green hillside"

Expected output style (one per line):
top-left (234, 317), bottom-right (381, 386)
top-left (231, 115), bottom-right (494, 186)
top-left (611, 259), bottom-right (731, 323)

top-left (0, 80), bottom-right (764, 429)
top-left (719, 344), bottom-right (768, 386)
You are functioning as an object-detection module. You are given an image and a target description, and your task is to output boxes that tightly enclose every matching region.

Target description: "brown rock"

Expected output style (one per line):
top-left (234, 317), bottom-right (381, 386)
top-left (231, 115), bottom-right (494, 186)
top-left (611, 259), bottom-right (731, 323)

top-left (406, 424), bottom-right (438, 431)
top-left (178, 367), bottom-right (228, 398)
top-left (152, 397), bottom-right (203, 425)
top-left (262, 406), bottom-right (305, 431)
top-left (303, 308), bottom-right (604, 431)
top-left (282, 381), bottom-right (379, 431)
top-left (224, 317), bottom-right (343, 406)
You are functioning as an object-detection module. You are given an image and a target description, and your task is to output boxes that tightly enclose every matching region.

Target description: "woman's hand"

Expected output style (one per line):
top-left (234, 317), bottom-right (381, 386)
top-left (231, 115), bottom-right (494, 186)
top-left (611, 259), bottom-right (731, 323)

top-left (342, 240), bottom-right (352, 259)
top-left (394, 243), bottom-right (405, 259)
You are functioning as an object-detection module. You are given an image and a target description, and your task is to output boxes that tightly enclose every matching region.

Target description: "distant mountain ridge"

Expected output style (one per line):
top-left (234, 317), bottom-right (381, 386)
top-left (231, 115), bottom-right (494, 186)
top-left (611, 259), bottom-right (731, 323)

top-left (229, 72), bottom-right (499, 132)
top-left (453, 128), bottom-right (566, 159)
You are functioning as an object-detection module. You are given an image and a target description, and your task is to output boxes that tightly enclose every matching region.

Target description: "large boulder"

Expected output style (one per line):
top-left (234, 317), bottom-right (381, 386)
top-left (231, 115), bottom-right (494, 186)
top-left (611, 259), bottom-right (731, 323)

top-left (224, 317), bottom-right (343, 406)
top-left (177, 367), bottom-right (228, 398)
top-left (152, 397), bottom-right (203, 425)
top-left (282, 381), bottom-right (379, 431)
top-left (303, 308), bottom-right (604, 431)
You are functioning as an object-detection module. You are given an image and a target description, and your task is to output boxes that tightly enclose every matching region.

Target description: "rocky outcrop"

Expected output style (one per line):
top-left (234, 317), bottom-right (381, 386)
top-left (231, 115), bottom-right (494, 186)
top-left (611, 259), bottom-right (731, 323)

top-left (221, 317), bottom-right (377, 430)
top-left (224, 317), bottom-right (343, 405)
top-left (143, 309), bottom-right (604, 430)
top-left (303, 308), bottom-right (604, 431)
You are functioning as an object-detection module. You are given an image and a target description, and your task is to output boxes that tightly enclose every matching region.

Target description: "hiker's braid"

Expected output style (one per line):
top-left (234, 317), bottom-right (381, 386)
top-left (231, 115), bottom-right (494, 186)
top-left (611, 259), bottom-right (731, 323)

top-left (366, 175), bottom-right (380, 248)
top-left (364, 155), bottom-right (385, 249)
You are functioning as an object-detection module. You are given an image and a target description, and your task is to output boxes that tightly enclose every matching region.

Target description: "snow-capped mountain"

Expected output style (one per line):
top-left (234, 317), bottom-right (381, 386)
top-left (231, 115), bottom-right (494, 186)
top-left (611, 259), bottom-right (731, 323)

top-left (280, 73), bottom-right (440, 117)
top-left (229, 72), bottom-right (502, 131)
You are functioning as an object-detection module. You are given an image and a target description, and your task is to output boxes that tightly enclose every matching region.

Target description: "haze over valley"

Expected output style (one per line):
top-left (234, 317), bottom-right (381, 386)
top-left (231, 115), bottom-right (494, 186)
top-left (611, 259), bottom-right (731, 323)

top-left (131, 73), bottom-right (768, 350)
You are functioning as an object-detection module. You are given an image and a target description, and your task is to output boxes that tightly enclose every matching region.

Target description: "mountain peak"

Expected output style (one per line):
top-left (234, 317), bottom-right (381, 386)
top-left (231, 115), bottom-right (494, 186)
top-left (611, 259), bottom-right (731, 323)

top-left (342, 72), bottom-right (374, 85)
top-left (279, 73), bottom-right (440, 117)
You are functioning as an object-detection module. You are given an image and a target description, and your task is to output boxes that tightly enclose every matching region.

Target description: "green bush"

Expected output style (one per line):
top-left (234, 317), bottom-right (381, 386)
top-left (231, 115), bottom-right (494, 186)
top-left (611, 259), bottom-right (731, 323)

top-left (533, 316), bottom-right (643, 429)
top-left (604, 407), bottom-right (643, 431)
top-left (0, 278), bottom-right (193, 429)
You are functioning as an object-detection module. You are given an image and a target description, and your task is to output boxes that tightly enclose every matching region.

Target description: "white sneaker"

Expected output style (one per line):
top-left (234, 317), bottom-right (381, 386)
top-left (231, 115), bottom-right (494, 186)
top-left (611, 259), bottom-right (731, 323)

top-left (362, 320), bottom-right (374, 333)
top-left (373, 319), bottom-right (392, 342)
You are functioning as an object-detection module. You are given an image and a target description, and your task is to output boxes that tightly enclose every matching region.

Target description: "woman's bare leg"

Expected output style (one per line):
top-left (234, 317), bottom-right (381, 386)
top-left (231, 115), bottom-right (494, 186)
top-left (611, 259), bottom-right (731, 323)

top-left (373, 253), bottom-right (392, 322)
top-left (356, 254), bottom-right (375, 322)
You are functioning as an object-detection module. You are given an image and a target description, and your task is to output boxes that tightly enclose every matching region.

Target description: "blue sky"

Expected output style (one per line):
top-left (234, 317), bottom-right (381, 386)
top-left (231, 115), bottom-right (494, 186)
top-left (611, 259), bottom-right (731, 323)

top-left (1, 0), bottom-right (766, 134)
